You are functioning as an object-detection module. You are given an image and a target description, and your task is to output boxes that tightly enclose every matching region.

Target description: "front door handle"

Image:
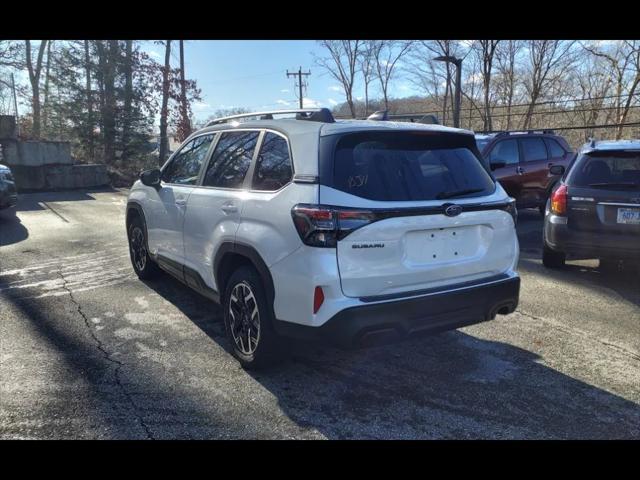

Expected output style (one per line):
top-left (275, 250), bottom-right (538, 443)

top-left (175, 198), bottom-right (187, 207)
top-left (516, 166), bottom-right (525, 175)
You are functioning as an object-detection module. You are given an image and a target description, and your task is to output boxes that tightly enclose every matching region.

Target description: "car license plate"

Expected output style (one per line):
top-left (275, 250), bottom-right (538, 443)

top-left (617, 208), bottom-right (640, 224)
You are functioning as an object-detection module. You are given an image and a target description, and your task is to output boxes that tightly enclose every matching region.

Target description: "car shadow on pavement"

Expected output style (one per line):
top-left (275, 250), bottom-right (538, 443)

top-left (140, 273), bottom-right (640, 439)
top-left (0, 212), bottom-right (29, 246)
top-left (15, 187), bottom-right (119, 212)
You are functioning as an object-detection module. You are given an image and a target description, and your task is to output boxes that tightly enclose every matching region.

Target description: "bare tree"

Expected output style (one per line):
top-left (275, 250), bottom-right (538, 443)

top-left (315, 40), bottom-right (360, 118)
top-left (520, 40), bottom-right (577, 130)
top-left (494, 40), bottom-right (523, 130)
top-left (358, 40), bottom-right (376, 116)
top-left (25, 40), bottom-right (48, 138)
top-left (372, 40), bottom-right (413, 111)
top-left (582, 40), bottom-right (640, 139)
top-left (405, 41), bottom-right (465, 125)
top-left (471, 40), bottom-right (500, 132)
top-left (570, 52), bottom-right (613, 140)
top-left (159, 40), bottom-right (171, 164)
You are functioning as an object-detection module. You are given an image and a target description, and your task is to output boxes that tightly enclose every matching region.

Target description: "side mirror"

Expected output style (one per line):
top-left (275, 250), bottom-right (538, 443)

top-left (140, 169), bottom-right (161, 189)
top-left (549, 165), bottom-right (565, 176)
top-left (490, 160), bottom-right (506, 171)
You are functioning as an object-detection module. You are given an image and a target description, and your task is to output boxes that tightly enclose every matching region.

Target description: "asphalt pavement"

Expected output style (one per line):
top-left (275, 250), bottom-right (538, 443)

top-left (0, 188), bottom-right (639, 439)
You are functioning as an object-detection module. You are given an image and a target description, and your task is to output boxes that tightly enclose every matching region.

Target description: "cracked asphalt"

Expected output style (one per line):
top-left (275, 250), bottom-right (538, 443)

top-left (1, 188), bottom-right (639, 439)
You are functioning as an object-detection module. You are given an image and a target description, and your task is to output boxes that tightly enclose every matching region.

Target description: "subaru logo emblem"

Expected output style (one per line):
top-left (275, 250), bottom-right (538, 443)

top-left (444, 204), bottom-right (463, 217)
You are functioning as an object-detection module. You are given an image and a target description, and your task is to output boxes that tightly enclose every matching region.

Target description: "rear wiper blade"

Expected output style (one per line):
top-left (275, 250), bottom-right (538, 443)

top-left (435, 188), bottom-right (484, 199)
top-left (588, 182), bottom-right (640, 189)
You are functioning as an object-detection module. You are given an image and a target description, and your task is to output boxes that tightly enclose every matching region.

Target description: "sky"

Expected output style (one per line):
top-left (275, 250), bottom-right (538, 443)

top-left (141, 40), bottom-right (422, 121)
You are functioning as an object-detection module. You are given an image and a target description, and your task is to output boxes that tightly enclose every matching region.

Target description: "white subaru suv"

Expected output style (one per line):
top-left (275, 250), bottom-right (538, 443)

top-left (126, 109), bottom-right (520, 368)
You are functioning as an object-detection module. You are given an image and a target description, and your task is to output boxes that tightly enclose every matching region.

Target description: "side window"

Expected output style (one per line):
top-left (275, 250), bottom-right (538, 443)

top-left (161, 134), bottom-right (214, 185)
top-left (489, 139), bottom-right (519, 165)
top-left (520, 138), bottom-right (548, 163)
top-left (252, 132), bottom-right (293, 191)
top-left (545, 138), bottom-right (566, 158)
top-left (203, 131), bottom-right (260, 189)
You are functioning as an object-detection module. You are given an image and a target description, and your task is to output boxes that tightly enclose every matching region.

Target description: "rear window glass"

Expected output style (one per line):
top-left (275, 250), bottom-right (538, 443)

top-left (567, 152), bottom-right (640, 188)
top-left (332, 132), bottom-right (495, 201)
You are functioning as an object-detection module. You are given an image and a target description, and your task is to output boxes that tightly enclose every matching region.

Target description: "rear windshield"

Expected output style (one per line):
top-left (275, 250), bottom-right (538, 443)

top-left (331, 132), bottom-right (495, 201)
top-left (567, 151), bottom-right (640, 188)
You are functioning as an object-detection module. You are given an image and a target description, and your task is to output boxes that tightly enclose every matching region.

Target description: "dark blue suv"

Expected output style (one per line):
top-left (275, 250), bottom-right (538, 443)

top-left (542, 139), bottom-right (640, 268)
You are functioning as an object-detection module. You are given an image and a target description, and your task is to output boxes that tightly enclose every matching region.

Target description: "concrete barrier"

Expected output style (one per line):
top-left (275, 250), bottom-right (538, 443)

top-left (1, 138), bottom-right (108, 192)
top-left (14, 141), bottom-right (73, 167)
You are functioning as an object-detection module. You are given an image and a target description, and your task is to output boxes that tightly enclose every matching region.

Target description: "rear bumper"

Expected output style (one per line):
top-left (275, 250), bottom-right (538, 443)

top-left (274, 275), bottom-right (520, 347)
top-left (545, 216), bottom-right (640, 260)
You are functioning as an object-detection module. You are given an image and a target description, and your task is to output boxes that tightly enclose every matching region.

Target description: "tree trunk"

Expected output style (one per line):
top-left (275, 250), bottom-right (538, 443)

top-left (42, 41), bottom-right (52, 133)
top-left (159, 40), bottom-right (172, 165)
top-left (122, 40), bottom-right (133, 162)
top-left (364, 81), bottom-right (369, 116)
top-left (85, 40), bottom-right (95, 162)
top-left (179, 40), bottom-right (190, 140)
top-left (25, 40), bottom-right (47, 139)
top-left (101, 40), bottom-right (118, 165)
top-left (95, 41), bottom-right (107, 153)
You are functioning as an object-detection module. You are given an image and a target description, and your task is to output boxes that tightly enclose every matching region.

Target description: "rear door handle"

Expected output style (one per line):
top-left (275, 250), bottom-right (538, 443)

top-left (516, 166), bottom-right (525, 175)
top-left (221, 203), bottom-right (238, 214)
top-left (175, 198), bottom-right (187, 207)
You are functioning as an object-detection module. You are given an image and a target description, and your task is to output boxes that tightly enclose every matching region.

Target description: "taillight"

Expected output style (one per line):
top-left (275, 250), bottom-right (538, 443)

top-left (550, 184), bottom-right (568, 215)
top-left (291, 204), bottom-right (375, 247)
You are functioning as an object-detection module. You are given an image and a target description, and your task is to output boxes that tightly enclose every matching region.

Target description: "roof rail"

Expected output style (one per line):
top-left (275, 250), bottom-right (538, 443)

top-left (366, 111), bottom-right (440, 125)
top-left (367, 110), bottom-right (389, 121)
top-left (205, 108), bottom-right (335, 127)
top-left (494, 129), bottom-right (555, 137)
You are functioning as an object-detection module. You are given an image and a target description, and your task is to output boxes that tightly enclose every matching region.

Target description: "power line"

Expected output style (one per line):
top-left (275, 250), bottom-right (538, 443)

top-left (480, 122), bottom-right (640, 134)
top-left (409, 93), bottom-right (640, 117)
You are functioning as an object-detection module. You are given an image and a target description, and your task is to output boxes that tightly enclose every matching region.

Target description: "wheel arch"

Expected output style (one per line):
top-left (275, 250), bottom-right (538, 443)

top-left (214, 242), bottom-right (276, 307)
top-left (126, 201), bottom-right (147, 239)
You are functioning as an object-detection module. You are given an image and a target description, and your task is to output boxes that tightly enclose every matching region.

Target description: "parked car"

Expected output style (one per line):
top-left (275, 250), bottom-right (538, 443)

top-left (126, 108), bottom-right (521, 369)
top-left (0, 163), bottom-right (17, 212)
top-left (475, 130), bottom-right (574, 214)
top-left (542, 139), bottom-right (640, 269)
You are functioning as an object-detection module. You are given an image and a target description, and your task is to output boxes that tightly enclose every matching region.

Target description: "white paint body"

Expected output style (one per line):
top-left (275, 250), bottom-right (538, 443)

top-left (127, 118), bottom-right (519, 329)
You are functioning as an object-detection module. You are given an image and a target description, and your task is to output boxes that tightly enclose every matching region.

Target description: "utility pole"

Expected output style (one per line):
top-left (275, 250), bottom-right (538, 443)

top-left (11, 73), bottom-right (19, 137)
top-left (286, 67), bottom-right (311, 109)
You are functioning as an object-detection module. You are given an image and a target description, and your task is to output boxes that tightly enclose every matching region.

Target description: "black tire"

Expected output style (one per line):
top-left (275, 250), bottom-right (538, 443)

top-left (542, 243), bottom-right (566, 268)
top-left (128, 216), bottom-right (161, 279)
top-left (223, 265), bottom-right (282, 370)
